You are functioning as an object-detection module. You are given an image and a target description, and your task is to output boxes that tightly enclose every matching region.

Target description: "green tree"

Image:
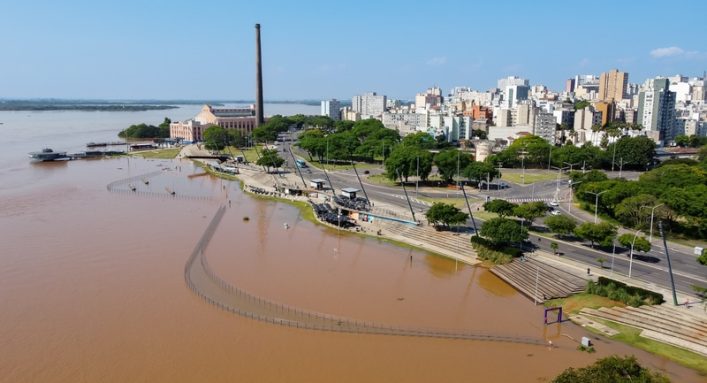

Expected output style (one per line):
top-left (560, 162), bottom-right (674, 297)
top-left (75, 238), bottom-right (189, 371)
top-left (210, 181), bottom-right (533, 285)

top-left (552, 355), bottom-right (669, 383)
top-left (550, 241), bottom-right (559, 254)
top-left (480, 217), bottom-right (528, 247)
top-left (618, 233), bottom-right (652, 253)
top-left (227, 129), bottom-right (246, 148)
top-left (545, 214), bottom-right (577, 237)
top-left (512, 201), bottom-right (548, 225)
top-left (425, 203), bottom-right (469, 229)
top-left (434, 149), bottom-right (472, 183)
top-left (574, 222), bottom-right (617, 248)
top-left (614, 194), bottom-right (659, 228)
top-left (401, 131), bottom-right (435, 149)
top-left (483, 199), bottom-right (518, 218)
top-left (297, 129), bottom-right (327, 160)
top-left (384, 145), bottom-right (433, 182)
top-left (606, 136), bottom-right (656, 170)
top-left (203, 125), bottom-right (229, 151)
top-left (698, 250), bottom-right (707, 266)
top-left (463, 161), bottom-right (500, 185)
top-left (674, 134), bottom-right (690, 147)
top-left (573, 100), bottom-right (591, 111)
top-left (256, 148), bottom-right (285, 173)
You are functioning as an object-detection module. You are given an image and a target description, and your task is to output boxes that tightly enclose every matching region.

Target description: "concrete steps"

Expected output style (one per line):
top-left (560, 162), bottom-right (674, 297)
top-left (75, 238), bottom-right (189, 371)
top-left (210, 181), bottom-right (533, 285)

top-left (490, 258), bottom-right (587, 303)
top-left (580, 305), bottom-right (707, 356)
top-left (379, 222), bottom-right (475, 257)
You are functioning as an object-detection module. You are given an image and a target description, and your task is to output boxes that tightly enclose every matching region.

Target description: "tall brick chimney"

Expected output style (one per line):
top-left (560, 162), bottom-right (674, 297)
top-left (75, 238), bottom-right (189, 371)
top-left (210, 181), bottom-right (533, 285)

top-left (255, 23), bottom-right (264, 127)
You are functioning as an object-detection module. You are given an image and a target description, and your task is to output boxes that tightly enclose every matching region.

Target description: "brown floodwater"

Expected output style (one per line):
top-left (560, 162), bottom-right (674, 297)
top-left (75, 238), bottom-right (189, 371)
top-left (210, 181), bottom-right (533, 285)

top-left (0, 158), bottom-right (703, 382)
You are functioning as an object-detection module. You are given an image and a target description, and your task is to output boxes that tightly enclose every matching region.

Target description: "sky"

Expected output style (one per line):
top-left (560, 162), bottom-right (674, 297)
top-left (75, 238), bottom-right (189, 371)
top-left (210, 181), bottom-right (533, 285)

top-left (1, 0), bottom-right (706, 100)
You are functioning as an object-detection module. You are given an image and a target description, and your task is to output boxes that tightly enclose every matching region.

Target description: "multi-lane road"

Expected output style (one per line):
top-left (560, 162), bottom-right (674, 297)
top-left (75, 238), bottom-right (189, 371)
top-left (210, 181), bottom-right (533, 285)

top-left (279, 138), bottom-right (706, 298)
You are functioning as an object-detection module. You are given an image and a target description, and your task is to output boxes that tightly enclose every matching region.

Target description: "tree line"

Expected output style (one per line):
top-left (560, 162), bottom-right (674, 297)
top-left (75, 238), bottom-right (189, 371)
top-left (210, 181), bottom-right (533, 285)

top-left (117, 118), bottom-right (171, 139)
top-left (572, 156), bottom-right (707, 239)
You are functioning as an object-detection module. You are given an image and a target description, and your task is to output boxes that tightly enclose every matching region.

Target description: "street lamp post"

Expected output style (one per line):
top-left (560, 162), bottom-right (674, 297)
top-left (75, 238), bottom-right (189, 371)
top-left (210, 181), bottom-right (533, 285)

top-left (586, 190), bottom-right (609, 223)
top-left (563, 162), bottom-right (579, 173)
top-left (568, 180), bottom-right (582, 214)
top-left (640, 203), bottom-right (664, 242)
top-left (628, 229), bottom-right (642, 278)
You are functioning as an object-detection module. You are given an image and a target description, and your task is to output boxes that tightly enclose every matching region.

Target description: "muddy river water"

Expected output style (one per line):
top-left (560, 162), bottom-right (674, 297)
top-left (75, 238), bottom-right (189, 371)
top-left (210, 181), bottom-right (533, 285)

top-left (0, 105), bottom-right (703, 382)
top-left (1, 157), bottom-right (703, 383)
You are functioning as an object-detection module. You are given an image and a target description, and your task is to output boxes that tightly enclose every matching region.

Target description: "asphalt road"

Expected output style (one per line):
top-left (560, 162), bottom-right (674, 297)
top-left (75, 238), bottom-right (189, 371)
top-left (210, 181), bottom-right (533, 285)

top-left (279, 137), bottom-right (707, 297)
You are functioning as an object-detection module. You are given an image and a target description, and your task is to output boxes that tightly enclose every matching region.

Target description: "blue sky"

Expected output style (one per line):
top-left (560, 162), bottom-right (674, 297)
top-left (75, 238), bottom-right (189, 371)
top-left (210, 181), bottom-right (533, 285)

top-left (1, 0), bottom-right (706, 100)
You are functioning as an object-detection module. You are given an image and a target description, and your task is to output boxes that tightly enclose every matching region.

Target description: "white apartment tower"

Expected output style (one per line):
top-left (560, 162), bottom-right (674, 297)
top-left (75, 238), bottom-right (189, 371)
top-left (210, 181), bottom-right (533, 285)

top-left (320, 99), bottom-right (341, 121)
top-left (352, 92), bottom-right (387, 118)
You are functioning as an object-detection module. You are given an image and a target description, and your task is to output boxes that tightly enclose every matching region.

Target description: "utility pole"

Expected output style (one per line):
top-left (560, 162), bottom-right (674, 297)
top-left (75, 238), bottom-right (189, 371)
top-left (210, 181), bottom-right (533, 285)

top-left (659, 221), bottom-right (679, 306)
top-left (460, 185), bottom-right (479, 236)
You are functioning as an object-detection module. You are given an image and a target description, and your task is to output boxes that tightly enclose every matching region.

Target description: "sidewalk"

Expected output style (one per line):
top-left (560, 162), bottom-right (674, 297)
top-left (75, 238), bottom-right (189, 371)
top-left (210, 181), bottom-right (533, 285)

top-left (531, 249), bottom-right (707, 318)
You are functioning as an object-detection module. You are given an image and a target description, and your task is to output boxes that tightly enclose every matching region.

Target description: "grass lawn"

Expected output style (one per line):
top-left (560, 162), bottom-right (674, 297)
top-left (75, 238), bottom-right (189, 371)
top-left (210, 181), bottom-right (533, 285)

top-left (131, 148), bottom-right (181, 159)
top-left (224, 146), bottom-right (262, 163)
top-left (473, 210), bottom-right (500, 221)
top-left (544, 292), bottom-right (624, 314)
top-left (591, 318), bottom-right (707, 375)
top-left (366, 174), bottom-right (398, 187)
top-left (501, 171), bottom-right (559, 185)
top-left (306, 159), bottom-right (382, 171)
top-left (417, 196), bottom-right (478, 210)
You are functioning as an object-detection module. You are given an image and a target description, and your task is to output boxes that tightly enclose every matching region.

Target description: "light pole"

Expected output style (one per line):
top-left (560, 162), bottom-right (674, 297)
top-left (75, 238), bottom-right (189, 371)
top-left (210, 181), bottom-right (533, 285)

top-left (640, 203), bottom-right (664, 243)
top-left (618, 157), bottom-right (625, 179)
top-left (547, 145), bottom-right (553, 173)
top-left (568, 180), bottom-right (582, 214)
top-left (563, 162), bottom-right (580, 173)
top-left (628, 229), bottom-right (642, 278)
top-left (416, 156), bottom-right (419, 196)
top-left (586, 190), bottom-right (608, 223)
top-left (519, 149), bottom-right (528, 185)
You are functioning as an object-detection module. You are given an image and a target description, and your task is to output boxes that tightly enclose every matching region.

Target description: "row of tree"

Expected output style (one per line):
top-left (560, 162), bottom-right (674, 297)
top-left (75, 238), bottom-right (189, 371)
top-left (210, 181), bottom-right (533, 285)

top-left (298, 119), bottom-right (400, 163)
top-left (117, 118), bottom-right (171, 139)
top-left (572, 158), bottom-right (707, 239)
top-left (488, 134), bottom-right (656, 171)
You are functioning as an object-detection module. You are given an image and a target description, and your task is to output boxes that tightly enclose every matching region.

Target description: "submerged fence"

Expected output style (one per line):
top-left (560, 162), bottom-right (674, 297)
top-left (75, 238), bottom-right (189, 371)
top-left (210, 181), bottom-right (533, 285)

top-left (183, 205), bottom-right (547, 345)
top-left (106, 171), bottom-right (214, 201)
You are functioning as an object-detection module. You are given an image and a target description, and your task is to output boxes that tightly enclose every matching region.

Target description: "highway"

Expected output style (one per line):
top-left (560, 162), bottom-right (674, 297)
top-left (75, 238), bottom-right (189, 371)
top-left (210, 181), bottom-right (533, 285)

top-left (279, 137), bottom-right (707, 298)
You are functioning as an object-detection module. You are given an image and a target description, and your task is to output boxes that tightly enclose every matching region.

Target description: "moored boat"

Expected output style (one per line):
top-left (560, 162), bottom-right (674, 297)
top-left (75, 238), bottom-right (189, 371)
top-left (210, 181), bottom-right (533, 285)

top-left (28, 148), bottom-right (70, 161)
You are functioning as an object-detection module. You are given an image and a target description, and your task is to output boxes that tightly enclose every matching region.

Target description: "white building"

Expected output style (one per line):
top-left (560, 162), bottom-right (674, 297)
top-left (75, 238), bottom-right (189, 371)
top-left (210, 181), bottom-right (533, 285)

top-left (352, 92), bottom-right (387, 118)
top-left (320, 99), bottom-right (341, 121)
top-left (638, 78), bottom-right (677, 143)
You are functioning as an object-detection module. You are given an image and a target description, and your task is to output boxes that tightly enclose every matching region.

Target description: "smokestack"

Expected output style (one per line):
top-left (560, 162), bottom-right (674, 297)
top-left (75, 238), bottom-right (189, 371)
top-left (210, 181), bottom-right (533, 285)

top-left (255, 23), bottom-right (264, 127)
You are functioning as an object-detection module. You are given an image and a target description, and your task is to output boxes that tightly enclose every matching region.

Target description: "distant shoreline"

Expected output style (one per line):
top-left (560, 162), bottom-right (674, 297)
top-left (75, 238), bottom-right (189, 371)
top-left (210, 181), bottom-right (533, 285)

top-left (0, 99), bottom-right (328, 111)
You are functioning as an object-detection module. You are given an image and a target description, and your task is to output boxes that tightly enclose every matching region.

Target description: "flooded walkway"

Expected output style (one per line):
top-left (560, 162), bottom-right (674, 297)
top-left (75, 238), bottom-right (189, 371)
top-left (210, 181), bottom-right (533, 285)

top-left (185, 205), bottom-right (546, 345)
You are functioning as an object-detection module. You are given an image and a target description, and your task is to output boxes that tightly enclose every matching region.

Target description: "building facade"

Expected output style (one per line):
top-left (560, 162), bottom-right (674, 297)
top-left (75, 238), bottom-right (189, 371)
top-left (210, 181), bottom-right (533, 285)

top-left (320, 99), bottom-right (341, 121)
top-left (352, 92), bottom-right (387, 118)
top-left (169, 105), bottom-right (257, 142)
top-left (599, 69), bottom-right (628, 101)
top-left (637, 78), bottom-right (677, 143)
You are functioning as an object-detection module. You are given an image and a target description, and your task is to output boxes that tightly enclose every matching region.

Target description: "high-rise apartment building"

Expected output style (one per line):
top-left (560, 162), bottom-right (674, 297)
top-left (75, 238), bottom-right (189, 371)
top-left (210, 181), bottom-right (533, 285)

top-left (320, 99), bottom-right (341, 120)
top-left (599, 69), bottom-right (629, 101)
top-left (352, 92), bottom-right (387, 118)
top-left (637, 78), bottom-right (677, 143)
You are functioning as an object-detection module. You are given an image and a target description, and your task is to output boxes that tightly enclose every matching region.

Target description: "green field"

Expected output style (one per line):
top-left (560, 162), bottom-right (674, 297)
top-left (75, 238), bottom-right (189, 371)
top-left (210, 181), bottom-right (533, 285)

top-left (501, 171), bottom-right (560, 185)
top-left (544, 293), bottom-right (623, 314)
top-left (132, 148), bottom-right (180, 159)
top-left (591, 318), bottom-right (707, 375)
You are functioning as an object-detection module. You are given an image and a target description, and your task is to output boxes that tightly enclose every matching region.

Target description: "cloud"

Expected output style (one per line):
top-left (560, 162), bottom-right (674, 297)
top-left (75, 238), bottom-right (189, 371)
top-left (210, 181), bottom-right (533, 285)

top-left (650, 46), bottom-right (684, 58)
top-left (426, 56), bottom-right (447, 66)
top-left (578, 58), bottom-right (590, 67)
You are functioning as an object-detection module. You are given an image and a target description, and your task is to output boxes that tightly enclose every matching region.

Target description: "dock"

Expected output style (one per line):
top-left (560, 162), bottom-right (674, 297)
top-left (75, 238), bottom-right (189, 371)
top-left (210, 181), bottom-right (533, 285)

top-left (490, 258), bottom-right (587, 303)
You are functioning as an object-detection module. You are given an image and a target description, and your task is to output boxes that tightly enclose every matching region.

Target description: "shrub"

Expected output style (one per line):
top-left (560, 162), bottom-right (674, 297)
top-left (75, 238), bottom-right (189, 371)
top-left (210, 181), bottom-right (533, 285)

top-left (586, 277), bottom-right (664, 306)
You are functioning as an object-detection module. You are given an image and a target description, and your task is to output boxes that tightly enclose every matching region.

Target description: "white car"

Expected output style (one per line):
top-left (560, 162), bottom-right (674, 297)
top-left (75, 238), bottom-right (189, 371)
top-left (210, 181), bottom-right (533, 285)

top-left (549, 200), bottom-right (559, 207)
top-left (550, 210), bottom-right (561, 216)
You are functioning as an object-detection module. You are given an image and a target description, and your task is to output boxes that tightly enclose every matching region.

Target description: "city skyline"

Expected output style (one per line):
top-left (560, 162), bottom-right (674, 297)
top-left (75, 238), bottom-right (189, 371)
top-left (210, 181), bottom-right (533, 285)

top-left (1, 0), bottom-right (706, 100)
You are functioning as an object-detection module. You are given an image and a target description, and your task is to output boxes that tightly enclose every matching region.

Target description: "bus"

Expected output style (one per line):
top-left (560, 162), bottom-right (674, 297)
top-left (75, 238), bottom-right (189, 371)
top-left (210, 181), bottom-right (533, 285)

top-left (295, 159), bottom-right (307, 168)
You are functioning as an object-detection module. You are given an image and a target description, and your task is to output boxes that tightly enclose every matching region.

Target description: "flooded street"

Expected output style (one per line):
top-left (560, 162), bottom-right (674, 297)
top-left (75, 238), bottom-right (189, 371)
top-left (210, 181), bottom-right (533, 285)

top-left (1, 156), bottom-right (703, 382)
